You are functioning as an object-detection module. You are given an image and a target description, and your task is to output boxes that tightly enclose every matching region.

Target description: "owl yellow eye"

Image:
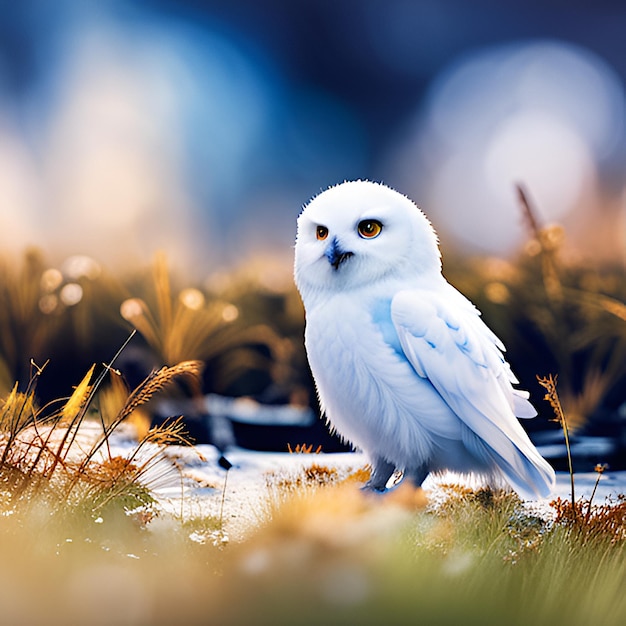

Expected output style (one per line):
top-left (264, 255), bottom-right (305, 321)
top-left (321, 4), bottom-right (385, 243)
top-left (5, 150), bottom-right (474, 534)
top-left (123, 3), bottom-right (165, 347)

top-left (358, 219), bottom-right (383, 239)
top-left (316, 225), bottom-right (329, 240)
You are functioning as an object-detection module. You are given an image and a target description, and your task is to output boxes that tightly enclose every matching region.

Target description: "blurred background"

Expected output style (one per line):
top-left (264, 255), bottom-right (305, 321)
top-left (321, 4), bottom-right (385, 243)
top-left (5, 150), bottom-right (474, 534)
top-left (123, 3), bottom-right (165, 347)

top-left (1, 0), bottom-right (625, 266)
top-left (0, 0), bottom-right (625, 463)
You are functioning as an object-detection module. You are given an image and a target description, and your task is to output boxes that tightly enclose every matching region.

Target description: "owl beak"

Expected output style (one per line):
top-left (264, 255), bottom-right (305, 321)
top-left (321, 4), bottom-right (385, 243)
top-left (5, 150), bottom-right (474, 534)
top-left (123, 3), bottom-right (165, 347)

top-left (325, 237), bottom-right (354, 271)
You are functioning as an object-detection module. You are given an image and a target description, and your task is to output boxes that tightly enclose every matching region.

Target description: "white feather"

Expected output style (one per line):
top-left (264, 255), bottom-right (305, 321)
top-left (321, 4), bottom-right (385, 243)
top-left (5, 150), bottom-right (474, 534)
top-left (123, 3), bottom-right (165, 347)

top-left (294, 180), bottom-right (555, 499)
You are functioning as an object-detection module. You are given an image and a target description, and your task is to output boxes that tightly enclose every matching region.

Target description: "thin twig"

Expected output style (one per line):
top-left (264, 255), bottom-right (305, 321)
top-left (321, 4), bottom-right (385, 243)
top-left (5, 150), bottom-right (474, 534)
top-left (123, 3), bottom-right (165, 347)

top-left (219, 467), bottom-right (230, 534)
top-left (586, 464), bottom-right (609, 524)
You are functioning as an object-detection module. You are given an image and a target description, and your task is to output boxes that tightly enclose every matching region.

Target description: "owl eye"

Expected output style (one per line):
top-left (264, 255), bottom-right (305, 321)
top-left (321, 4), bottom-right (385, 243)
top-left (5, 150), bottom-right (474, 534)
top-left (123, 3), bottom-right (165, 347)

top-left (316, 225), bottom-right (329, 240)
top-left (357, 219), bottom-right (383, 239)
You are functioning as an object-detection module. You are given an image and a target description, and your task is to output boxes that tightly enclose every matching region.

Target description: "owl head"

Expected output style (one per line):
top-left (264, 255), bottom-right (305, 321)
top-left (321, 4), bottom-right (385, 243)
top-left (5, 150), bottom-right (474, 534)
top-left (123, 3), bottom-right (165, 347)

top-left (294, 180), bottom-right (441, 296)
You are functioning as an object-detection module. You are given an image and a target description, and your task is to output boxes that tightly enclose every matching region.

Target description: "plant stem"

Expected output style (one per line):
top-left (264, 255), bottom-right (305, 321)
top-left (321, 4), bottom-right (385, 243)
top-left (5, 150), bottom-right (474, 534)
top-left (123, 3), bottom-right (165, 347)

top-left (219, 468), bottom-right (229, 532)
top-left (561, 415), bottom-right (575, 509)
top-left (537, 374), bottom-right (575, 510)
top-left (585, 465), bottom-right (608, 523)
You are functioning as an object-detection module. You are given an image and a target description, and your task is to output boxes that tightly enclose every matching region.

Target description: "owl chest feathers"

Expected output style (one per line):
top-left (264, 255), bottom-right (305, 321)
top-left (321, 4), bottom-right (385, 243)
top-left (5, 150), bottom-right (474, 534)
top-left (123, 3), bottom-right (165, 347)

top-left (304, 291), bottom-right (459, 465)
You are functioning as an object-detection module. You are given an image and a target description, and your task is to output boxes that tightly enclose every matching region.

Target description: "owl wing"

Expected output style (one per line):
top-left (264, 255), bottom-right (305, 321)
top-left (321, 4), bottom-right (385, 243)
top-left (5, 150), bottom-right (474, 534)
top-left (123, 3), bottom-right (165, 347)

top-left (391, 288), bottom-right (555, 498)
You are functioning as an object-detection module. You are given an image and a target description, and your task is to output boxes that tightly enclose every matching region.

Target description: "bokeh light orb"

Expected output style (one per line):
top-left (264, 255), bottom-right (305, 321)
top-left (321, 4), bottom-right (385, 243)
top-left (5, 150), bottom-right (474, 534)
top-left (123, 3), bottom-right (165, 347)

top-left (391, 40), bottom-right (625, 255)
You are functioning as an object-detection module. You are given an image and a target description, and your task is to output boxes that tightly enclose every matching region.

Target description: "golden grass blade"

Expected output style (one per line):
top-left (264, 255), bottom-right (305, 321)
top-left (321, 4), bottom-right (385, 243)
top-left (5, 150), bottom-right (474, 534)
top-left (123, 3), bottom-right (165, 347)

top-left (61, 364), bottom-right (95, 423)
top-left (0, 382), bottom-right (20, 423)
top-left (563, 287), bottom-right (626, 323)
top-left (153, 252), bottom-right (173, 344)
top-left (115, 360), bottom-right (203, 424)
top-left (141, 415), bottom-right (187, 445)
top-left (95, 370), bottom-right (130, 426)
top-left (0, 383), bottom-right (41, 467)
top-left (47, 332), bottom-right (138, 478)
top-left (0, 382), bottom-right (24, 465)
top-left (516, 183), bottom-right (563, 300)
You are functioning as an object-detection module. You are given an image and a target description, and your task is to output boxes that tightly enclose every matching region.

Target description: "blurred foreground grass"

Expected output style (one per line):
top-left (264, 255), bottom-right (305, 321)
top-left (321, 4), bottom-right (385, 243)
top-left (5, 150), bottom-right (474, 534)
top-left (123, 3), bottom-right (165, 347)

top-left (1, 457), bottom-right (625, 625)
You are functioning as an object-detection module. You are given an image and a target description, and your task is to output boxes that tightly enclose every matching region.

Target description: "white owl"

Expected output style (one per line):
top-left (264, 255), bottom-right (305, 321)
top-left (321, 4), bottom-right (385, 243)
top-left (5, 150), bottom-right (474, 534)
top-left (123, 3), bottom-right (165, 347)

top-left (294, 180), bottom-right (555, 499)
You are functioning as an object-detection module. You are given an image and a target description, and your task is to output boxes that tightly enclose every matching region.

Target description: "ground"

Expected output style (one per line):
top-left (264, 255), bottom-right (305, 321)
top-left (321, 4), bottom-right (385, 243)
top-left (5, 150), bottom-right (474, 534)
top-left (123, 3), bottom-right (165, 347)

top-left (108, 426), bottom-right (626, 541)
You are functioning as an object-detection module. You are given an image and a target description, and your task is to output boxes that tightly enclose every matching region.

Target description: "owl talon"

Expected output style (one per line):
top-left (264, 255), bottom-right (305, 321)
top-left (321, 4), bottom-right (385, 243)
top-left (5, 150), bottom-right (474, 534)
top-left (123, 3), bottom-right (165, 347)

top-left (361, 481), bottom-right (388, 493)
top-left (363, 458), bottom-right (396, 492)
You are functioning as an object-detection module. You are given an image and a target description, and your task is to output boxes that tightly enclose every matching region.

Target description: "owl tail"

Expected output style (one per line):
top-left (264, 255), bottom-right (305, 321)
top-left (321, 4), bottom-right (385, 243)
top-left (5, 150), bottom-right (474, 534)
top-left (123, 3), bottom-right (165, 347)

top-left (490, 441), bottom-right (556, 499)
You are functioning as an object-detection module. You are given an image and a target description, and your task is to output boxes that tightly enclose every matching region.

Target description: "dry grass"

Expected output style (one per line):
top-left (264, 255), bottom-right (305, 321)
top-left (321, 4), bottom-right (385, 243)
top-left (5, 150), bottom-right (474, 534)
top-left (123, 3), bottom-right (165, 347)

top-left (287, 443), bottom-right (323, 454)
top-left (551, 495), bottom-right (626, 544)
top-left (447, 186), bottom-right (626, 431)
top-left (538, 373), bottom-right (576, 504)
top-left (0, 250), bottom-right (307, 415)
top-left (536, 371), bottom-right (625, 546)
top-left (0, 340), bottom-right (203, 520)
top-left (120, 253), bottom-right (284, 384)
